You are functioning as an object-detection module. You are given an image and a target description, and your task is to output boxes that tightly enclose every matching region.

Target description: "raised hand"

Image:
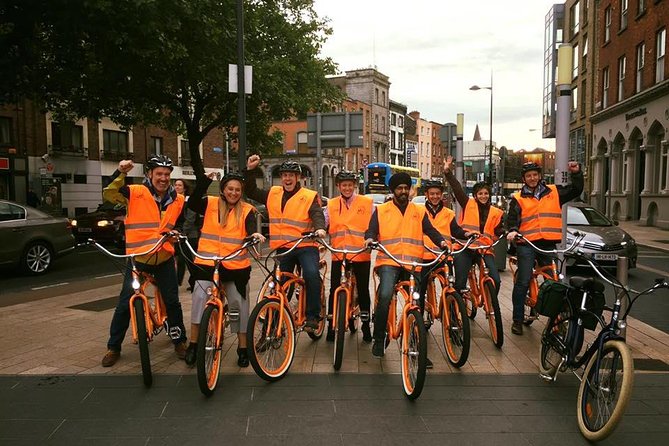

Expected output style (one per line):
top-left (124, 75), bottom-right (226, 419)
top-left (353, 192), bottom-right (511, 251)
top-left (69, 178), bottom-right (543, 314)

top-left (247, 154), bottom-right (261, 170)
top-left (443, 155), bottom-right (454, 173)
top-left (118, 160), bottom-right (134, 173)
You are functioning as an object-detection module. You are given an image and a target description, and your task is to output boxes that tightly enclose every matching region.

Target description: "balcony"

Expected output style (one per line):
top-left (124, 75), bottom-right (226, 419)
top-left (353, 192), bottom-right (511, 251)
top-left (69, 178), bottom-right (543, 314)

top-left (48, 145), bottom-right (88, 157)
top-left (101, 150), bottom-right (133, 161)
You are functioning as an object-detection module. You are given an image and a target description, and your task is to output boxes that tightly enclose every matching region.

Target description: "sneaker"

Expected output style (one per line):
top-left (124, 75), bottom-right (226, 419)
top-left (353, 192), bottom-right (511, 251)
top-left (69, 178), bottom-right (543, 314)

top-left (174, 341), bottom-right (188, 359)
top-left (511, 321), bottom-right (524, 336)
top-left (425, 357), bottom-right (433, 369)
top-left (361, 322), bottom-right (372, 343)
top-left (237, 347), bottom-right (250, 367)
top-left (184, 343), bottom-right (197, 367)
top-left (326, 326), bottom-right (334, 342)
top-left (304, 318), bottom-right (319, 333)
top-left (101, 350), bottom-right (120, 367)
top-left (372, 340), bottom-right (385, 358)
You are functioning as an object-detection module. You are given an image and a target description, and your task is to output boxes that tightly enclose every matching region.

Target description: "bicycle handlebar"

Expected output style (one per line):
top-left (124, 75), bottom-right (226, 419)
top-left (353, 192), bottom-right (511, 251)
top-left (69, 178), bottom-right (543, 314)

top-left (179, 235), bottom-right (261, 262)
top-left (86, 232), bottom-right (173, 259)
top-left (368, 241), bottom-right (446, 269)
top-left (450, 234), bottom-right (505, 251)
top-left (424, 234), bottom-right (479, 256)
top-left (317, 238), bottom-right (368, 256)
top-left (514, 231), bottom-right (584, 255)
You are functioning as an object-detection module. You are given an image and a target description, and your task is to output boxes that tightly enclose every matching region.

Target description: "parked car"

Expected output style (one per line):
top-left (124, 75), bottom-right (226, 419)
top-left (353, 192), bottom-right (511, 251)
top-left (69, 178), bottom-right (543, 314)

top-left (411, 195), bottom-right (426, 206)
top-left (71, 202), bottom-right (126, 247)
top-left (566, 202), bottom-right (638, 269)
top-left (0, 200), bottom-right (75, 275)
top-left (365, 193), bottom-right (389, 207)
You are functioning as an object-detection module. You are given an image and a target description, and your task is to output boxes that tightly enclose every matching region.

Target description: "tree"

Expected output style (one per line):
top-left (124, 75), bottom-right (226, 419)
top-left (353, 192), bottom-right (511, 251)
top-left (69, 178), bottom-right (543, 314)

top-left (0, 0), bottom-right (343, 176)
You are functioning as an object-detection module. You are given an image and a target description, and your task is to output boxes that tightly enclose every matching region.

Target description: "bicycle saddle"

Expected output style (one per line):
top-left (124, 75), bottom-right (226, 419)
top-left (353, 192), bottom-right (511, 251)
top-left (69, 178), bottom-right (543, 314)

top-left (569, 276), bottom-right (605, 293)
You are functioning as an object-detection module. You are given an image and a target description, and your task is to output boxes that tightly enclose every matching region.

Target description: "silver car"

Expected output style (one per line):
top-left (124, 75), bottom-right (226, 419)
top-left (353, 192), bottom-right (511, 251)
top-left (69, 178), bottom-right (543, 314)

top-left (0, 200), bottom-right (75, 274)
top-left (566, 202), bottom-right (637, 269)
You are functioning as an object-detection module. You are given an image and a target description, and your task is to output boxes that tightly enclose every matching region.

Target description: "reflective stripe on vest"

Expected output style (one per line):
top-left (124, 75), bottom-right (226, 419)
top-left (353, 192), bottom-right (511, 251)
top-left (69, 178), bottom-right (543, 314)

top-left (267, 186), bottom-right (318, 249)
top-left (124, 185), bottom-right (184, 256)
top-left (195, 196), bottom-right (253, 269)
top-left (459, 199), bottom-right (504, 249)
top-left (514, 184), bottom-right (562, 242)
top-left (327, 195), bottom-right (373, 262)
top-left (423, 206), bottom-right (454, 260)
top-left (376, 201), bottom-right (426, 270)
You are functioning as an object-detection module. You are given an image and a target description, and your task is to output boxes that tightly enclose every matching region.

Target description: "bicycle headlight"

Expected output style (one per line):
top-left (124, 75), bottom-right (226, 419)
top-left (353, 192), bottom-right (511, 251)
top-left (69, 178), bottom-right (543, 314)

top-left (617, 320), bottom-right (626, 330)
top-left (412, 291), bottom-right (420, 301)
top-left (131, 279), bottom-right (140, 290)
top-left (206, 286), bottom-right (213, 296)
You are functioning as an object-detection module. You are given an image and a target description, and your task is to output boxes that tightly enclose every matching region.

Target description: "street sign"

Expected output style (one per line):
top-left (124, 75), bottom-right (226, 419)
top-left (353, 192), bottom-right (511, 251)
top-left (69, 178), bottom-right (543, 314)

top-left (0, 158), bottom-right (8, 170)
top-left (228, 64), bottom-right (253, 94)
top-left (306, 112), bottom-right (363, 149)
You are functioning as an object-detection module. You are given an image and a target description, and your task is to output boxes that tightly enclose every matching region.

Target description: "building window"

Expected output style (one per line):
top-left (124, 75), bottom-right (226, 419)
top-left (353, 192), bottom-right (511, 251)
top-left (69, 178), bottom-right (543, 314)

top-left (398, 116), bottom-right (404, 128)
top-left (390, 131), bottom-right (396, 149)
top-left (150, 136), bottom-right (163, 156)
top-left (297, 131), bottom-right (308, 152)
top-left (604, 7), bottom-right (612, 43)
top-left (602, 67), bottom-right (610, 108)
top-left (657, 28), bottom-right (666, 83)
top-left (375, 88), bottom-right (379, 104)
top-left (51, 122), bottom-right (84, 150)
top-left (582, 35), bottom-right (588, 72)
top-left (390, 113), bottom-right (396, 126)
top-left (381, 117), bottom-right (385, 134)
top-left (620, 0), bottom-right (628, 31)
top-left (180, 139), bottom-right (189, 165)
top-left (382, 91), bottom-right (386, 106)
top-left (571, 86), bottom-right (578, 119)
top-left (103, 129), bottom-right (128, 154)
top-left (636, 42), bottom-right (645, 93)
top-left (570, 1), bottom-right (580, 35)
top-left (374, 114), bottom-right (379, 132)
top-left (0, 117), bottom-right (12, 145)
top-left (73, 174), bottom-right (87, 184)
top-left (623, 154), bottom-right (629, 191)
top-left (638, 0), bottom-right (646, 15)
top-left (661, 142), bottom-right (669, 190)
top-left (618, 56), bottom-right (626, 101)
top-left (573, 43), bottom-right (579, 78)
top-left (581, 80), bottom-right (586, 117)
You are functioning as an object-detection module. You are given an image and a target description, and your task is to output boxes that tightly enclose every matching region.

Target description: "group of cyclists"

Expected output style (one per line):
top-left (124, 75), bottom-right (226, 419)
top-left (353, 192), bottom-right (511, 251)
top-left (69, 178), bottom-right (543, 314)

top-left (99, 151), bottom-right (583, 369)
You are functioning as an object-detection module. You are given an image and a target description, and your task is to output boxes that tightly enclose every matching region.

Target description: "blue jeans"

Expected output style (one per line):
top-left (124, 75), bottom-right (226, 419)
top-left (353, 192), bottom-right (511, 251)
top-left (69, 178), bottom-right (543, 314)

top-left (279, 246), bottom-right (322, 320)
top-left (453, 250), bottom-right (501, 293)
top-left (107, 258), bottom-right (187, 351)
top-left (373, 265), bottom-right (403, 342)
top-left (510, 243), bottom-right (556, 322)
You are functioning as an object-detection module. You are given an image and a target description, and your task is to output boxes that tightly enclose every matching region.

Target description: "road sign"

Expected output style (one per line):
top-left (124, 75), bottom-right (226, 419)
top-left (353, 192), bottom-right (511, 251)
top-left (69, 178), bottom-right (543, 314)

top-left (306, 112), bottom-right (363, 149)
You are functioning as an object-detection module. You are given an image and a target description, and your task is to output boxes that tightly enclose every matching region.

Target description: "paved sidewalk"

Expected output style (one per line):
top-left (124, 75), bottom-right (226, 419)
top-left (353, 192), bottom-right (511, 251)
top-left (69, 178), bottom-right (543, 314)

top-left (617, 220), bottom-right (669, 253)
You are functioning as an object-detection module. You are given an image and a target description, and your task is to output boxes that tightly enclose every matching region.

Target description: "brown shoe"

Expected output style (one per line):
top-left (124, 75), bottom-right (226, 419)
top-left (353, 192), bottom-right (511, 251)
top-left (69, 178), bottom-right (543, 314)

top-left (511, 321), bottom-right (524, 336)
top-left (174, 342), bottom-right (188, 360)
top-left (101, 350), bottom-right (120, 367)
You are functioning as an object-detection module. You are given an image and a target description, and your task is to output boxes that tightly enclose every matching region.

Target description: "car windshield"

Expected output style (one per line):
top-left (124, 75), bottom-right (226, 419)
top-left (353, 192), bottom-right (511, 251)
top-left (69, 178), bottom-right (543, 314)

top-left (411, 196), bottom-right (426, 204)
top-left (567, 206), bottom-right (612, 227)
top-left (97, 202), bottom-right (125, 212)
top-left (366, 194), bottom-right (387, 205)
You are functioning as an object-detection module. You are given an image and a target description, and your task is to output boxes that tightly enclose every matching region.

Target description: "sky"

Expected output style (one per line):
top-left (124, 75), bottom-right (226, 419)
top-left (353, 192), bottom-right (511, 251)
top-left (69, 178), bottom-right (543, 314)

top-left (313, 0), bottom-right (559, 152)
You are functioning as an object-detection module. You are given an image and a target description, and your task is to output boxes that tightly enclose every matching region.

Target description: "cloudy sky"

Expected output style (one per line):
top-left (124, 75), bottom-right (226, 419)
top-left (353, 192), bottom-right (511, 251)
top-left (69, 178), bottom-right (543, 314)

top-left (314, 0), bottom-right (560, 151)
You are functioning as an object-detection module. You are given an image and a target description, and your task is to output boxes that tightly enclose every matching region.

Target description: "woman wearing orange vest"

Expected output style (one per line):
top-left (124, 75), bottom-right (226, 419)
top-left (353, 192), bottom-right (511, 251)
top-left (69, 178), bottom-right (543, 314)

top-left (443, 156), bottom-right (505, 297)
top-left (184, 172), bottom-right (264, 367)
top-left (506, 161), bottom-right (583, 335)
top-left (100, 155), bottom-right (188, 368)
top-left (324, 170), bottom-right (374, 343)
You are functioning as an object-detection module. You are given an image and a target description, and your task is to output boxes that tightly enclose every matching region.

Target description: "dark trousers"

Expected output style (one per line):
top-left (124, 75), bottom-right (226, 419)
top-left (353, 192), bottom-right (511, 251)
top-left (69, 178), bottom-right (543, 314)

top-left (176, 237), bottom-right (199, 288)
top-left (328, 260), bottom-right (371, 323)
top-left (510, 243), bottom-right (555, 322)
top-left (453, 249), bottom-right (501, 294)
top-left (278, 246), bottom-right (322, 320)
top-left (107, 258), bottom-right (187, 351)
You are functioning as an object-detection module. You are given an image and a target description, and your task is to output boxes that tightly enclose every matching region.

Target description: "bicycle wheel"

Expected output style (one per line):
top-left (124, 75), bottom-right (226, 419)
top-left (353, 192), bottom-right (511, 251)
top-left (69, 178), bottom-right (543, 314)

top-left (307, 281), bottom-right (327, 340)
top-left (401, 308), bottom-right (427, 400)
top-left (483, 281), bottom-right (504, 348)
top-left (539, 305), bottom-right (572, 377)
top-left (333, 291), bottom-right (347, 371)
top-left (440, 292), bottom-right (470, 368)
top-left (133, 298), bottom-right (152, 388)
top-left (196, 304), bottom-right (222, 396)
top-left (577, 340), bottom-right (634, 442)
top-left (247, 299), bottom-right (296, 382)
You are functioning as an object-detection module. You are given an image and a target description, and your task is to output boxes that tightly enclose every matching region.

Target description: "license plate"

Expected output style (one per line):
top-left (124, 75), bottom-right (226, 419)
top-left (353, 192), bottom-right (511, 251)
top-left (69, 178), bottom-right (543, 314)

top-left (594, 253), bottom-right (618, 261)
top-left (78, 228), bottom-right (93, 233)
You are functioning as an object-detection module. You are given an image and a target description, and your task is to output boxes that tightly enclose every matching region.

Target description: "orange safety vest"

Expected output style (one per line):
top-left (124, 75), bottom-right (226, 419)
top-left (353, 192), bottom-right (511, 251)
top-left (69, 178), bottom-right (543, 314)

top-left (513, 184), bottom-right (562, 242)
top-left (459, 199), bottom-right (504, 247)
top-left (376, 201), bottom-right (426, 270)
top-left (268, 186), bottom-right (318, 249)
top-left (124, 185), bottom-right (184, 256)
top-left (195, 197), bottom-right (254, 269)
top-left (423, 206), bottom-right (454, 260)
top-left (328, 194), bottom-right (373, 262)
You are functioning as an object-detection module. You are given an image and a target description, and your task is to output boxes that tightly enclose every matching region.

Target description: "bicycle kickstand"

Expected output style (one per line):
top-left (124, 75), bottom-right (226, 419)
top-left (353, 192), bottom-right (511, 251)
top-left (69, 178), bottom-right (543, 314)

top-left (539, 355), bottom-right (566, 383)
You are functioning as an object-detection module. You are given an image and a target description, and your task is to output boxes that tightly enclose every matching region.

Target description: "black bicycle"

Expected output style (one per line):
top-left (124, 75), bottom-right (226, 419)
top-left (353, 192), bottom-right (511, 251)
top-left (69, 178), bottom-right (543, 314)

top-left (531, 238), bottom-right (669, 441)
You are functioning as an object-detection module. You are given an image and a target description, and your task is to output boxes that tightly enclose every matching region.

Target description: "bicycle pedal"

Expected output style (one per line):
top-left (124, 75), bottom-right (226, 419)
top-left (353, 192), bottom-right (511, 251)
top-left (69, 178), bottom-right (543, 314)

top-left (539, 372), bottom-right (555, 382)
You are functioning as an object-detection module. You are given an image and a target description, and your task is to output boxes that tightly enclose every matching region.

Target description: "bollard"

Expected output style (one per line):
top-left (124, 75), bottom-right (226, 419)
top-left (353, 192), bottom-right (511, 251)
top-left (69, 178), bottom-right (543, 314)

top-left (616, 256), bottom-right (629, 339)
top-left (256, 212), bottom-right (263, 236)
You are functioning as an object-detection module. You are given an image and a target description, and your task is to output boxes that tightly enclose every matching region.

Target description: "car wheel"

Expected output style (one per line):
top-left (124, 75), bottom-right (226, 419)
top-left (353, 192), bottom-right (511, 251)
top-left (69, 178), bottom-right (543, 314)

top-left (22, 241), bottom-right (53, 275)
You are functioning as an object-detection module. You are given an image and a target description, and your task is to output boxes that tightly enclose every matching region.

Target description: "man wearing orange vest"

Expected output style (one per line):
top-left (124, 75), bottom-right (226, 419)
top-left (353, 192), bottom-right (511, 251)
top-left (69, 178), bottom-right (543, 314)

top-left (101, 155), bottom-right (188, 367)
top-left (364, 172), bottom-right (451, 358)
top-left (506, 161), bottom-right (583, 335)
top-left (443, 155), bottom-right (505, 296)
top-left (324, 170), bottom-right (374, 343)
top-left (244, 155), bottom-right (327, 332)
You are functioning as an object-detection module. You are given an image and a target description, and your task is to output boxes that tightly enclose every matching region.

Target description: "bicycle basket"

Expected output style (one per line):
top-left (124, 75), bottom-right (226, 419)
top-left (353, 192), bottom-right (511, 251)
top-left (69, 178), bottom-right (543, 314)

top-left (536, 279), bottom-right (571, 319)
top-left (570, 289), bottom-right (606, 330)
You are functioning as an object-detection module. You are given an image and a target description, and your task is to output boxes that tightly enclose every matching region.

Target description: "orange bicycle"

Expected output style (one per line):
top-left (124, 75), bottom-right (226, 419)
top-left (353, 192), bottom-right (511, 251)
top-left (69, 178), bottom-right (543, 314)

top-left (317, 239), bottom-right (367, 370)
top-left (90, 233), bottom-right (175, 387)
top-left (370, 242), bottom-right (447, 400)
top-left (247, 233), bottom-right (327, 381)
top-left (460, 237), bottom-right (505, 348)
top-left (180, 235), bottom-right (261, 396)
top-left (423, 236), bottom-right (477, 368)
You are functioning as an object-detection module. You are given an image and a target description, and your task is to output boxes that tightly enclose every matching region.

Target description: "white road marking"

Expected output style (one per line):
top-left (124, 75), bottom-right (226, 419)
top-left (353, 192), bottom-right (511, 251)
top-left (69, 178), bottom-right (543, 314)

top-left (94, 273), bottom-right (122, 279)
top-left (31, 282), bottom-right (69, 291)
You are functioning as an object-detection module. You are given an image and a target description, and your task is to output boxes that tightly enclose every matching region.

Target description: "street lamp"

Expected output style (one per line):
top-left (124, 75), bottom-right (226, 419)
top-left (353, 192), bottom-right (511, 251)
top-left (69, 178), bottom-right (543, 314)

top-left (470, 71), bottom-right (494, 185)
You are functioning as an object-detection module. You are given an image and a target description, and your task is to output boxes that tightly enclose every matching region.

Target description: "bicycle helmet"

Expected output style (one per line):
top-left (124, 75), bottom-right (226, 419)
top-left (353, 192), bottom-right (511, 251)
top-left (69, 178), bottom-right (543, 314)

top-left (423, 179), bottom-right (445, 191)
top-left (146, 154), bottom-right (174, 171)
top-left (521, 162), bottom-right (542, 176)
top-left (278, 160), bottom-right (302, 175)
top-left (473, 181), bottom-right (492, 194)
top-left (335, 170), bottom-right (357, 184)
top-left (219, 172), bottom-right (245, 191)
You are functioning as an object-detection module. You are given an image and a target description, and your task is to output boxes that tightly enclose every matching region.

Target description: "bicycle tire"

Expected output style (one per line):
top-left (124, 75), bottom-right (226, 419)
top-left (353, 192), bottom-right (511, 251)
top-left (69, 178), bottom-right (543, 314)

top-left (247, 299), bottom-right (295, 382)
top-left (307, 281), bottom-right (327, 340)
top-left (441, 292), bottom-right (470, 368)
top-left (333, 291), bottom-right (347, 371)
top-left (577, 340), bottom-right (634, 442)
top-left (133, 298), bottom-right (152, 388)
top-left (483, 281), bottom-right (504, 348)
top-left (197, 304), bottom-right (222, 396)
top-left (401, 308), bottom-right (427, 400)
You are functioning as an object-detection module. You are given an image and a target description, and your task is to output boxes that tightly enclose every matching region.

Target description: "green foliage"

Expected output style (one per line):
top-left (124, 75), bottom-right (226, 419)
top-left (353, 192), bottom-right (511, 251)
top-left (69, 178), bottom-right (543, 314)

top-left (0, 0), bottom-right (343, 176)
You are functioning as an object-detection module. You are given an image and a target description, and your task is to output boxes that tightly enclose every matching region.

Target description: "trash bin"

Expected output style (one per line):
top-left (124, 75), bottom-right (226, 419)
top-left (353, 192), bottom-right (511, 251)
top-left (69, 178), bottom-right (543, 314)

top-left (495, 237), bottom-right (508, 271)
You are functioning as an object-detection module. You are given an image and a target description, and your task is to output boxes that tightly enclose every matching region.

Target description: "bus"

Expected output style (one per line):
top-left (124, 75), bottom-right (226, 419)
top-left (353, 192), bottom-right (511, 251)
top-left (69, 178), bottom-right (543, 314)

top-left (366, 162), bottom-right (421, 193)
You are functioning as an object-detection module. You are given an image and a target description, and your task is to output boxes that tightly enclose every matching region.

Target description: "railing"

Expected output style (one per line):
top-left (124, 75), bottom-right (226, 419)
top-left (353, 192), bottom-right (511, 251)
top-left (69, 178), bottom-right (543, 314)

top-left (48, 145), bottom-right (88, 157)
